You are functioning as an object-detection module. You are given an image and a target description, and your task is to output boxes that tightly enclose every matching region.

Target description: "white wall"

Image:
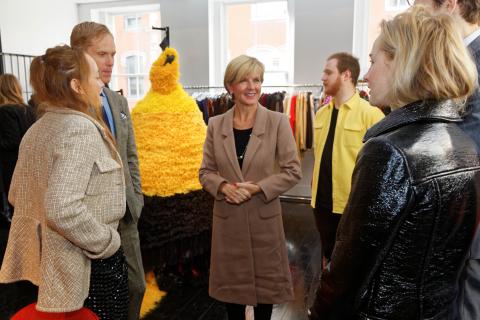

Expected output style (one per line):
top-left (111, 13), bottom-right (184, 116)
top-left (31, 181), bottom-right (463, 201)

top-left (157, 0), bottom-right (355, 86)
top-left (0, 0), bottom-right (78, 55)
top-left (294, 0), bottom-right (354, 84)
top-left (1, 0), bottom-right (355, 85)
top-left (159, 0), bottom-right (210, 86)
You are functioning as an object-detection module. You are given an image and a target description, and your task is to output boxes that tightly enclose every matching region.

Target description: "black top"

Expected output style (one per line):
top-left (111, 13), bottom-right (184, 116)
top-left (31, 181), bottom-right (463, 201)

top-left (316, 107), bottom-right (339, 212)
top-left (0, 104), bottom-right (36, 214)
top-left (233, 127), bottom-right (253, 169)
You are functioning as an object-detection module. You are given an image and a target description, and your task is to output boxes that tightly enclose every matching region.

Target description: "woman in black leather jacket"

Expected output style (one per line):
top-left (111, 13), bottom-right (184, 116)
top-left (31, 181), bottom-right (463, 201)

top-left (310, 6), bottom-right (480, 320)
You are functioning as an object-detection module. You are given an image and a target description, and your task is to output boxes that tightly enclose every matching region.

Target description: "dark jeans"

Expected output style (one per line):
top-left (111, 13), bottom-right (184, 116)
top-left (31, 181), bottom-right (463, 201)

top-left (225, 303), bottom-right (273, 320)
top-left (313, 207), bottom-right (342, 261)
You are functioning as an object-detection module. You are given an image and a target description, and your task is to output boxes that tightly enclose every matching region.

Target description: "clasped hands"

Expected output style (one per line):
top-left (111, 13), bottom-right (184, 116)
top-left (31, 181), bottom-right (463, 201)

top-left (220, 181), bottom-right (261, 204)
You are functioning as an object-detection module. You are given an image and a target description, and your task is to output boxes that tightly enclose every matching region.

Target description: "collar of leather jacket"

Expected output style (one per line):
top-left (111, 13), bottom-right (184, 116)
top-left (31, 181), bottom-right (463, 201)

top-left (364, 99), bottom-right (464, 142)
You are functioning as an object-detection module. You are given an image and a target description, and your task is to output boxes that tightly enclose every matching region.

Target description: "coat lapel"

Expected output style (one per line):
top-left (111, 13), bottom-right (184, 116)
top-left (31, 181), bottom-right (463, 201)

top-left (221, 108), bottom-right (244, 181)
top-left (241, 105), bottom-right (266, 176)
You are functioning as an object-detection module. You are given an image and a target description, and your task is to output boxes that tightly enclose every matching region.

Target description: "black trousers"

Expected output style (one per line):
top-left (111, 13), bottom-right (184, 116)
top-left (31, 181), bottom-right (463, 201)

top-left (225, 303), bottom-right (273, 320)
top-left (313, 207), bottom-right (342, 261)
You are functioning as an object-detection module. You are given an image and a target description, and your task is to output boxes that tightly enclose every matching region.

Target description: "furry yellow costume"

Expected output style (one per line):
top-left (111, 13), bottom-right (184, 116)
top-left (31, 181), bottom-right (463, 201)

top-left (132, 48), bottom-right (213, 318)
top-left (132, 47), bottom-right (206, 196)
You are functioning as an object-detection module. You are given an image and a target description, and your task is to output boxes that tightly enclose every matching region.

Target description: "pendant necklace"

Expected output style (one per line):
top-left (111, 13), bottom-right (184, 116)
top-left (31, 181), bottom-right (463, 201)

top-left (238, 134), bottom-right (251, 160)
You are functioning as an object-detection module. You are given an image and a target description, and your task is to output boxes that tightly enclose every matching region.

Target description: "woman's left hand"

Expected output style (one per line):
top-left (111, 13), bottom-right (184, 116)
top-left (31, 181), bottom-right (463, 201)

top-left (235, 182), bottom-right (261, 195)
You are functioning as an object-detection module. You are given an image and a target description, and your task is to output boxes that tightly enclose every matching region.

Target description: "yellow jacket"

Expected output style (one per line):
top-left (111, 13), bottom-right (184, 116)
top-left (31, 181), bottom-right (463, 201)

top-left (311, 92), bottom-right (384, 212)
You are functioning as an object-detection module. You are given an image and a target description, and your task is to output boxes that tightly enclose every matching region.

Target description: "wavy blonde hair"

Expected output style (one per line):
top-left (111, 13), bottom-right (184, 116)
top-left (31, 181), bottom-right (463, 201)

top-left (379, 5), bottom-right (477, 108)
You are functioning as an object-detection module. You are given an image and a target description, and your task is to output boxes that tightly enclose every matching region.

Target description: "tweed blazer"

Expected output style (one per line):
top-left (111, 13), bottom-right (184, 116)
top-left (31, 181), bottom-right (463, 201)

top-left (200, 105), bottom-right (302, 305)
top-left (104, 88), bottom-right (143, 222)
top-left (0, 107), bottom-right (126, 312)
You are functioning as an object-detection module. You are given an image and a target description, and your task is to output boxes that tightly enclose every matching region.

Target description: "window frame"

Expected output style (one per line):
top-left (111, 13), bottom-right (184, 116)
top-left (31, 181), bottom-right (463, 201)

top-left (124, 15), bottom-right (142, 31)
top-left (384, 0), bottom-right (409, 12)
top-left (250, 1), bottom-right (289, 22)
top-left (77, 0), bottom-right (160, 102)
top-left (208, 0), bottom-right (294, 86)
top-left (124, 53), bottom-right (147, 99)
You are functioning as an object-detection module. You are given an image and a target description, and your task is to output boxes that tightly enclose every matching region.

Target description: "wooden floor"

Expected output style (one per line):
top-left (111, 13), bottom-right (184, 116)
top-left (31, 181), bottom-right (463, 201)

top-left (0, 151), bottom-right (320, 320)
top-left (142, 201), bottom-right (322, 320)
top-left (0, 201), bottom-right (321, 320)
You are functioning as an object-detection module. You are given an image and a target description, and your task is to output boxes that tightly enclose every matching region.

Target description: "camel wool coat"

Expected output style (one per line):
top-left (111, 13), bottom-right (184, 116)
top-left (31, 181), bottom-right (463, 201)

top-left (199, 105), bottom-right (302, 306)
top-left (0, 107), bottom-right (125, 312)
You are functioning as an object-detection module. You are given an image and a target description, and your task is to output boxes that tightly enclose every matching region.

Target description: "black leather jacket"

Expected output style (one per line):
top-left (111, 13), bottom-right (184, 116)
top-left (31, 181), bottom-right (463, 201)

top-left (310, 100), bottom-right (480, 320)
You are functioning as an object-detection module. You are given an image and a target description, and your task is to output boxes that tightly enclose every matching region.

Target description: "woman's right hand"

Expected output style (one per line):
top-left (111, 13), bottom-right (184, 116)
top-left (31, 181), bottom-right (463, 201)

top-left (220, 182), bottom-right (251, 204)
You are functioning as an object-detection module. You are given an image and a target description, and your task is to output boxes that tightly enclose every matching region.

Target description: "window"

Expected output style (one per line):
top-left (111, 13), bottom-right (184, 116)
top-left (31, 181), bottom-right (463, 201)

top-left (78, 1), bottom-right (161, 107)
top-left (385, 0), bottom-right (409, 11)
top-left (353, 0), bottom-right (409, 77)
top-left (251, 1), bottom-right (288, 21)
top-left (210, 0), bottom-right (293, 86)
top-left (247, 45), bottom-right (288, 84)
top-left (126, 55), bottom-right (146, 98)
top-left (125, 15), bottom-right (142, 31)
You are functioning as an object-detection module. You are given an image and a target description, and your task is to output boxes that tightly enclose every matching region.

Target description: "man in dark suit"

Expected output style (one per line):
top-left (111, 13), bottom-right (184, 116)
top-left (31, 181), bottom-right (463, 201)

top-left (414, 1), bottom-right (480, 319)
top-left (70, 22), bottom-right (145, 320)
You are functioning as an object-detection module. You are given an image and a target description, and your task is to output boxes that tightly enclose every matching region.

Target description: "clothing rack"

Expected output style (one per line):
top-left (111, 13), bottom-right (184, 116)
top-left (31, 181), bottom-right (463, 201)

top-left (183, 84), bottom-right (323, 89)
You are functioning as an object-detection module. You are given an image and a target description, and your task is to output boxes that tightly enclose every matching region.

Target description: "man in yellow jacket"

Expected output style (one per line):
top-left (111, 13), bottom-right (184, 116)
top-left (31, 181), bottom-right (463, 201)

top-left (311, 52), bottom-right (384, 264)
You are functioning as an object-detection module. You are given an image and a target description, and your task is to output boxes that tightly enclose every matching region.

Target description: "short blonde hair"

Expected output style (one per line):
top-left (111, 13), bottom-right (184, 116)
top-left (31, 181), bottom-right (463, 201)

top-left (224, 55), bottom-right (265, 93)
top-left (379, 5), bottom-right (477, 108)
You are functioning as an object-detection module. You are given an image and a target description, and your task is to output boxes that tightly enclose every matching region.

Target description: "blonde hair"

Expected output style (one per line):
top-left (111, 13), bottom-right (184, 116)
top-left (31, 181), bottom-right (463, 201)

top-left (0, 74), bottom-right (25, 106)
top-left (70, 21), bottom-right (112, 50)
top-left (378, 5), bottom-right (477, 108)
top-left (224, 55), bottom-right (265, 93)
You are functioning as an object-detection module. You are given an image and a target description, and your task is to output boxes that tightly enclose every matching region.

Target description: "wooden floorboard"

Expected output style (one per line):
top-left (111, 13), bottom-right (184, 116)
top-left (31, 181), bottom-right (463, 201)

top-left (0, 200), bottom-right (322, 320)
top-left (145, 201), bottom-right (322, 320)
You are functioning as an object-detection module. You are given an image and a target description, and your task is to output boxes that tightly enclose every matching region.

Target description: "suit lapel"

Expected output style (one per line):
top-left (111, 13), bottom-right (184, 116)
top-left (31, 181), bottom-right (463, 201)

top-left (221, 108), bottom-right (244, 181)
top-left (468, 33), bottom-right (480, 55)
top-left (241, 105), bottom-right (266, 176)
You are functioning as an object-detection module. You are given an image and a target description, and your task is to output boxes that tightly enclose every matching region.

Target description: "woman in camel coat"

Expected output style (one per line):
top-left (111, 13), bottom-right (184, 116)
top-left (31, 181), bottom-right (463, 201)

top-left (199, 55), bottom-right (301, 320)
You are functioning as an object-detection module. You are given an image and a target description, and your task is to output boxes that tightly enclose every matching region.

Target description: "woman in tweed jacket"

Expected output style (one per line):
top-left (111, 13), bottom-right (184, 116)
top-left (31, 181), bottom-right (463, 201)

top-left (0, 45), bottom-right (128, 319)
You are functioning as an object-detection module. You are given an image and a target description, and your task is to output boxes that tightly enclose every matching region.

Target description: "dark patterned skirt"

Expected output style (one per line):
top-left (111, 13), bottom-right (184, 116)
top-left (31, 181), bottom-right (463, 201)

top-left (84, 247), bottom-right (128, 320)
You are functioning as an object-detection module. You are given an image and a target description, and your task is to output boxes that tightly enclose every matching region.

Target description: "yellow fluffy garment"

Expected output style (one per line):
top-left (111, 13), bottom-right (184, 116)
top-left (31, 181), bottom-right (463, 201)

top-left (139, 271), bottom-right (166, 318)
top-left (132, 47), bottom-right (206, 197)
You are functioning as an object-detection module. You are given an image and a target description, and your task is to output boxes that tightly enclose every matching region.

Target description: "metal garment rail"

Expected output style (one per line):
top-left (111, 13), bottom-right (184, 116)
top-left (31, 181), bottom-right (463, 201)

top-left (183, 82), bottom-right (369, 90)
top-left (183, 84), bottom-right (324, 90)
top-left (280, 195), bottom-right (311, 204)
top-left (0, 52), bottom-right (36, 102)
